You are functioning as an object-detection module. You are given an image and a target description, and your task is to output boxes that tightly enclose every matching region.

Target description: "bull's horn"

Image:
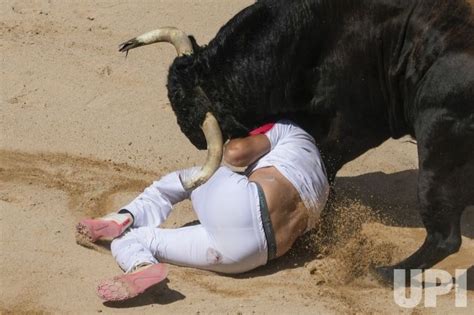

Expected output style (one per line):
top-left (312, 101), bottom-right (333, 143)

top-left (119, 27), bottom-right (193, 56)
top-left (180, 112), bottom-right (223, 191)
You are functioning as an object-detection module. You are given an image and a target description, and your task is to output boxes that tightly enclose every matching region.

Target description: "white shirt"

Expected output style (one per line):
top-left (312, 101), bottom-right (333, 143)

top-left (246, 120), bottom-right (330, 230)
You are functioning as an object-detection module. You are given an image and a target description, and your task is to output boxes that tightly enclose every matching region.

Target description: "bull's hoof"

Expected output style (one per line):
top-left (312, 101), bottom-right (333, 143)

top-left (373, 266), bottom-right (395, 286)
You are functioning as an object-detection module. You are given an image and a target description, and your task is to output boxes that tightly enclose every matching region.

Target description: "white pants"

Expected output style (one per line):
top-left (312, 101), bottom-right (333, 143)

top-left (111, 167), bottom-right (269, 274)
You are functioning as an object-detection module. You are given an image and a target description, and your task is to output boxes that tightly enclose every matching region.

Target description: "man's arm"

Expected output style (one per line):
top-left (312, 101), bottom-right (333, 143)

top-left (223, 134), bottom-right (271, 168)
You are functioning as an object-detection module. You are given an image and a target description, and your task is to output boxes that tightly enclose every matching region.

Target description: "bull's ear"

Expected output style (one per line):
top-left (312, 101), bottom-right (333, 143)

top-left (188, 35), bottom-right (201, 53)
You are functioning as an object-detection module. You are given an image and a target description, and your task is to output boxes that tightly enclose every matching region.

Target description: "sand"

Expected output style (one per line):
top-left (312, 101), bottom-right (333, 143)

top-left (1, 1), bottom-right (472, 314)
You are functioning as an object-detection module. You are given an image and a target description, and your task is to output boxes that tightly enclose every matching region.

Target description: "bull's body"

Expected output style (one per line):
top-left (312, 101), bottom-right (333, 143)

top-left (124, 0), bottom-right (474, 281)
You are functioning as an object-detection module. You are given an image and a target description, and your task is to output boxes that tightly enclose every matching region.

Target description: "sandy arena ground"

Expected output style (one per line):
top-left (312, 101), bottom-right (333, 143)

top-left (1, 1), bottom-right (473, 314)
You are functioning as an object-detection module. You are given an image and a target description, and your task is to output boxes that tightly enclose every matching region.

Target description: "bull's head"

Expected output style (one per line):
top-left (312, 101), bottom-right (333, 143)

top-left (119, 27), bottom-right (224, 190)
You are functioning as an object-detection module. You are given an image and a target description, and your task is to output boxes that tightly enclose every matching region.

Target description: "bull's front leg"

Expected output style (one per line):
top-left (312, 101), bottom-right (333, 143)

top-left (375, 108), bottom-right (473, 284)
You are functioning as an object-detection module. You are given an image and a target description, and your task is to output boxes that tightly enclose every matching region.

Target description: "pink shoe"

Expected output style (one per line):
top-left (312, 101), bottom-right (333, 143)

top-left (76, 212), bottom-right (133, 243)
top-left (97, 264), bottom-right (168, 302)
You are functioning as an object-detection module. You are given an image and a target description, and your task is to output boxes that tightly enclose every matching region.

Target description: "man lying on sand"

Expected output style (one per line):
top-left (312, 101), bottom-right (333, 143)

top-left (76, 120), bottom-right (329, 302)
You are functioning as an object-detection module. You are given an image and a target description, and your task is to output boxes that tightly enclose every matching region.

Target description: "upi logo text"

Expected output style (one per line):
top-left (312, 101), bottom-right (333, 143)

top-left (393, 269), bottom-right (468, 308)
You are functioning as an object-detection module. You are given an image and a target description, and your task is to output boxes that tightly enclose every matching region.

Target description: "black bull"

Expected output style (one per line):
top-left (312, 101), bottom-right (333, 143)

top-left (120, 0), bottom-right (474, 282)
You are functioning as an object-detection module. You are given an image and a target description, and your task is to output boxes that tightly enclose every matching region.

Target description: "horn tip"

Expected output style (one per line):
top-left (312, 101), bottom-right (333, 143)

top-left (118, 38), bottom-right (142, 53)
top-left (179, 174), bottom-right (200, 191)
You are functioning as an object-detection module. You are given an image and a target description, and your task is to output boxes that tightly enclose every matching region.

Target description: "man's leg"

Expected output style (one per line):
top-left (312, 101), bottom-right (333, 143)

top-left (110, 225), bottom-right (220, 273)
top-left (76, 168), bottom-right (197, 243)
top-left (97, 168), bottom-right (268, 301)
top-left (97, 224), bottom-right (216, 301)
top-left (122, 168), bottom-right (196, 227)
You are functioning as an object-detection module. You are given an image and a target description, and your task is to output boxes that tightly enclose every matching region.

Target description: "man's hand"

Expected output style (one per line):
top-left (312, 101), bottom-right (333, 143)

top-left (223, 134), bottom-right (271, 168)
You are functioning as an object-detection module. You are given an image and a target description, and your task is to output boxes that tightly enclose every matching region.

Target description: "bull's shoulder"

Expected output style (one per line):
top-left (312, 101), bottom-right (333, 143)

top-left (413, 52), bottom-right (474, 123)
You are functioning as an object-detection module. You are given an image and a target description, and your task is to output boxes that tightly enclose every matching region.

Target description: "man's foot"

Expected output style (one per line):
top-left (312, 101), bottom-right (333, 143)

top-left (97, 263), bottom-right (168, 302)
top-left (76, 212), bottom-right (133, 243)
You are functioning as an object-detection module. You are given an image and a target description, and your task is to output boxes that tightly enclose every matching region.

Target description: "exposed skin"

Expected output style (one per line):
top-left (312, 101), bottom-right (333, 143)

top-left (224, 135), bottom-right (309, 258)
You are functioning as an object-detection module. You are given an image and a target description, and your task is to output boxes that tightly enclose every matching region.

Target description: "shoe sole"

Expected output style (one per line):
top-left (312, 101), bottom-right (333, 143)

top-left (97, 264), bottom-right (168, 301)
top-left (75, 219), bottom-right (123, 243)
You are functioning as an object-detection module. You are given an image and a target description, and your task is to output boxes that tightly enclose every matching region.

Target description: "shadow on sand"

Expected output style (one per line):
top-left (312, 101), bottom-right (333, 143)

top-left (103, 279), bottom-right (185, 308)
top-left (336, 170), bottom-right (473, 238)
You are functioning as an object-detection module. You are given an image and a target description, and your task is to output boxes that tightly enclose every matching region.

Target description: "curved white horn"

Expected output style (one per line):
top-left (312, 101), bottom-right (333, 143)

top-left (180, 112), bottom-right (223, 191)
top-left (119, 27), bottom-right (193, 56)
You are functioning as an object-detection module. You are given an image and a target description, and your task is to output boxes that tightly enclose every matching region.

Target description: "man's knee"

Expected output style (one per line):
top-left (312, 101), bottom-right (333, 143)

top-left (206, 247), bottom-right (223, 265)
